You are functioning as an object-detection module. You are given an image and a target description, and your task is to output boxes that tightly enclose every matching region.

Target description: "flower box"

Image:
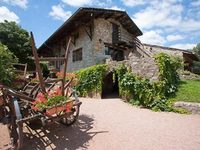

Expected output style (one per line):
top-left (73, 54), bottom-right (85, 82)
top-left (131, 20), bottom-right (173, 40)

top-left (45, 100), bottom-right (74, 116)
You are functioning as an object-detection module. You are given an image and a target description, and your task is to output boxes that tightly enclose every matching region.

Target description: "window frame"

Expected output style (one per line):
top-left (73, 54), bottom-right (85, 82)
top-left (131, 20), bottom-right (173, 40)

top-left (72, 48), bottom-right (82, 62)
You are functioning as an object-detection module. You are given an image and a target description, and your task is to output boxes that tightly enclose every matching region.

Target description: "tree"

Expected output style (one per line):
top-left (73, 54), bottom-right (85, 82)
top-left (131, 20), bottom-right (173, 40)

top-left (192, 43), bottom-right (200, 56)
top-left (0, 20), bottom-right (33, 66)
top-left (0, 43), bottom-right (18, 85)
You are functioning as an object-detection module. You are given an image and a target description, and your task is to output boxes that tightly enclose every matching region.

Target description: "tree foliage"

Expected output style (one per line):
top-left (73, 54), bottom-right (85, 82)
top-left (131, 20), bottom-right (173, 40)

top-left (0, 20), bottom-right (32, 65)
top-left (192, 43), bottom-right (200, 56)
top-left (0, 43), bottom-right (18, 85)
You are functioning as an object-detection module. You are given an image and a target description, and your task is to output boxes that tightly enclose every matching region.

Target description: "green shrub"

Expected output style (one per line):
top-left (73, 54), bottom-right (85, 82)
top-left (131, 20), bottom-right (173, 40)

top-left (0, 43), bottom-right (18, 85)
top-left (40, 62), bottom-right (50, 78)
top-left (75, 64), bottom-right (108, 96)
top-left (192, 61), bottom-right (200, 74)
top-left (154, 53), bottom-right (182, 97)
top-left (74, 53), bottom-right (184, 113)
top-left (115, 53), bottom-right (183, 112)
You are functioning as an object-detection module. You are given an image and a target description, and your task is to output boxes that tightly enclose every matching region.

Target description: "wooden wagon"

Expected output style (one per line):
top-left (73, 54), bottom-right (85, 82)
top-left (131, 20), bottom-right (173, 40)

top-left (0, 33), bottom-right (82, 150)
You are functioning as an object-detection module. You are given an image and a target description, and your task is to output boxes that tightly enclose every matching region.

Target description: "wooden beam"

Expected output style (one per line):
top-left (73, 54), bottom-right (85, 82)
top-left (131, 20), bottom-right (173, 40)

top-left (105, 13), bottom-right (114, 20)
top-left (61, 37), bottom-right (71, 96)
top-left (30, 32), bottom-right (46, 94)
top-left (84, 23), bottom-right (93, 41)
top-left (94, 12), bottom-right (104, 19)
top-left (37, 57), bottom-right (65, 61)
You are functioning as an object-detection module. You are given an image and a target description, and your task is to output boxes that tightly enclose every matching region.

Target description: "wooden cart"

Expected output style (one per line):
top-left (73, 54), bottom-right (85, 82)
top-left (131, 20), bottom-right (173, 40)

top-left (0, 33), bottom-right (82, 150)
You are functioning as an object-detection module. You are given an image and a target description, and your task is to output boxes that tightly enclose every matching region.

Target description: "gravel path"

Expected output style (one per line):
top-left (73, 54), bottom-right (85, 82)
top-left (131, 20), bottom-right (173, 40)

top-left (1, 98), bottom-right (200, 150)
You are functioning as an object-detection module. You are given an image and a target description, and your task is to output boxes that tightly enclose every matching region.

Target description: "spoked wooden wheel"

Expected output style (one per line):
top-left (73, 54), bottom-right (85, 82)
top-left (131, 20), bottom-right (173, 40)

top-left (61, 104), bottom-right (80, 126)
top-left (7, 121), bottom-right (23, 150)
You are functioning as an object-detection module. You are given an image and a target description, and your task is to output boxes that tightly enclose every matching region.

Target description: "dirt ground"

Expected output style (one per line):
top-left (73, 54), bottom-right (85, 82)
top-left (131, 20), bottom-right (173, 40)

top-left (1, 98), bottom-right (200, 150)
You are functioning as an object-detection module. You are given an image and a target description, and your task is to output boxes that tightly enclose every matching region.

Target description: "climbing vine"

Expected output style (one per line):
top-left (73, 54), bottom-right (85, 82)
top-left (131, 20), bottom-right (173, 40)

top-left (75, 64), bottom-right (108, 96)
top-left (116, 53), bottom-right (184, 112)
top-left (74, 53), bottom-right (185, 113)
top-left (154, 53), bottom-right (182, 97)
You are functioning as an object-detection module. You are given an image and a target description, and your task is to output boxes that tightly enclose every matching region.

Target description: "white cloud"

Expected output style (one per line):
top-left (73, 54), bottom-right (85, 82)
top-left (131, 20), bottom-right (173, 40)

top-left (191, 0), bottom-right (200, 6)
top-left (179, 19), bottom-right (200, 32)
top-left (139, 30), bottom-right (166, 45)
top-left (121, 0), bottom-right (146, 7)
top-left (49, 5), bottom-right (72, 22)
top-left (170, 43), bottom-right (196, 50)
top-left (121, 0), bottom-right (183, 7)
top-left (61, 0), bottom-right (111, 7)
top-left (106, 6), bottom-right (125, 11)
top-left (166, 34), bottom-right (184, 42)
top-left (132, 2), bottom-right (183, 30)
top-left (131, 0), bottom-right (200, 34)
top-left (61, 0), bottom-right (93, 7)
top-left (1, 0), bottom-right (28, 9)
top-left (0, 6), bottom-right (19, 23)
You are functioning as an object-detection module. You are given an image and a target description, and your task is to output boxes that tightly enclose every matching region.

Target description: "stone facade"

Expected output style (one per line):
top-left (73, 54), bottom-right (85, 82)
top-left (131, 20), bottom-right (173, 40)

top-left (128, 57), bottom-right (159, 81)
top-left (50, 18), bottom-right (139, 72)
top-left (107, 57), bottom-right (159, 81)
top-left (46, 17), bottom-right (188, 81)
top-left (143, 44), bottom-right (184, 57)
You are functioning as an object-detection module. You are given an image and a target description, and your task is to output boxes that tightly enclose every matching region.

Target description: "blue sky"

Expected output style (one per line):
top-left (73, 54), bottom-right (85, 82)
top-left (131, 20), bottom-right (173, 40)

top-left (0, 0), bottom-right (199, 49)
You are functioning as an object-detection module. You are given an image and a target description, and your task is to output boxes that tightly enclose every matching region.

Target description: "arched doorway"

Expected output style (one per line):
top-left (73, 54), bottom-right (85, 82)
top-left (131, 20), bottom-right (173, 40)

top-left (102, 72), bottom-right (119, 98)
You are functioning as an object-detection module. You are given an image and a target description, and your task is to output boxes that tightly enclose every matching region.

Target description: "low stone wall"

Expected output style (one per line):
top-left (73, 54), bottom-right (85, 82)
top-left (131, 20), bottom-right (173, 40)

top-left (174, 102), bottom-right (200, 114)
top-left (127, 57), bottom-right (159, 81)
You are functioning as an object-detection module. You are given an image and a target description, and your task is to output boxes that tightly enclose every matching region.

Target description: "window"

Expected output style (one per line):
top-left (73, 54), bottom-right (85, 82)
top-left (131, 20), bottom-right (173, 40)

top-left (73, 48), bottom-right (82, 62)
top-left (105, 47), bottom-right (110, 55)
top-left (105, 47), bottom-right (124, 61)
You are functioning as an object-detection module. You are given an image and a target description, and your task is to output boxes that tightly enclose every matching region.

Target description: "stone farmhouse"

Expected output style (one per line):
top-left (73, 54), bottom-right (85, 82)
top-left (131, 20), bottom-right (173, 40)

top-left (38, 7), bottom-right (198, 73)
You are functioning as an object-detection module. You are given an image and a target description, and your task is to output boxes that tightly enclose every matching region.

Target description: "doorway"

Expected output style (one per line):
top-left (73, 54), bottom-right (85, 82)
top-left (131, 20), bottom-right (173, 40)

top-left (102, 72), bottom-right (119, 98)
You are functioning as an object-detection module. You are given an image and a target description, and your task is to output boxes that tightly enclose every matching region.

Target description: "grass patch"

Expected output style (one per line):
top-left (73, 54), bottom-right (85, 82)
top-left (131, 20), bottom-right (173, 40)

top-left (171, 80), bottom-right (200, 103)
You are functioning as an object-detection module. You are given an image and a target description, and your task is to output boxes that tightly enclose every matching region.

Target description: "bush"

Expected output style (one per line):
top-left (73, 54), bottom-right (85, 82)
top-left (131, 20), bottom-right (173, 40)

top-left (75, 64), bottom-right (108, 96)
top-left (74, 53), bottom-right (183, 112)
top-left (192, 61), bottom-right (200, 74)
top-left (0, 43), bottom-right (18, 85)
top-left (40, 63), bottom-right (50, 78)
top-left (115, 53), bottom-right (182, 112)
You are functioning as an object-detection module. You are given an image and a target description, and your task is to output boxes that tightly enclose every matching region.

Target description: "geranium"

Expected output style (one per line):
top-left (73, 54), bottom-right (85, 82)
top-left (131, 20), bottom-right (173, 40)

top-left (56, 72), bottom-right (76, 79)
top-left (32, 86), bottom-right (71, 111)
top-left (48, 87), bottom-right (62, 98)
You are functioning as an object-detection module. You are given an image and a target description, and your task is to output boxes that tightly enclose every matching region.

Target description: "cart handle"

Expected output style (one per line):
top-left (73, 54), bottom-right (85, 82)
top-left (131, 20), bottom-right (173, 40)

top-left (0, 85), bottom-right (34, 104)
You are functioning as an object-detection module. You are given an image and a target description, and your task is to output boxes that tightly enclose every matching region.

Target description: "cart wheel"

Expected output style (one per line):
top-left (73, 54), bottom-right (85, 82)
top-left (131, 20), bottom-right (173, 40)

top-left (61, 105), bottom-right (80, 126)
top-left (7, 121), bottom-right (23, 150)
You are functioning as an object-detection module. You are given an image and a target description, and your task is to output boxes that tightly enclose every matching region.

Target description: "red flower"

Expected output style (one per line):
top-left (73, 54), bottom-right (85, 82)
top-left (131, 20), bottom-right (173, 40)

top-left (35, 92), bottom-right (47, 104)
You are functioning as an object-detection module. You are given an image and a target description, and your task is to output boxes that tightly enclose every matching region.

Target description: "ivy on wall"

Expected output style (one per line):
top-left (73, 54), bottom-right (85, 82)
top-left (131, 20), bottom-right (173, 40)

top-left (75, 64), bottom-right (108, 96)
top-left (75, 53), bottom-right (185, 112)
top-left (116, 53), bottom-right (183, 112)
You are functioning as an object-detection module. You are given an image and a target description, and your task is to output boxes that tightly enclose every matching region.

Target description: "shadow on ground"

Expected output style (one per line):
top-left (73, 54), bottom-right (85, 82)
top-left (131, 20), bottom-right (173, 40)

top-left (22, 114), bottom-right (108, 150)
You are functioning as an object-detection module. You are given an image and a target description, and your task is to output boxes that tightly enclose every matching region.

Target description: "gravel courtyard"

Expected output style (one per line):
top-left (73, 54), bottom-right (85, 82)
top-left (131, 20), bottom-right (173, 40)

top-left (1, 98), bottom-right (200, 150)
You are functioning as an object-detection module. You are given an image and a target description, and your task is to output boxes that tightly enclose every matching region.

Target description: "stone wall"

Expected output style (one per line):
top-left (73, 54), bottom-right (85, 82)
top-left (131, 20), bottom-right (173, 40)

top-left (92, 18), bottom-right (135, 63)
top-left (128, 57), bottom-right (159, 81)
top-left (92, 18), bottom-right (112, 63)
top-left (65, 26), bottom-right (96, 72)
top-left (143, 44), bottom-right (184, 57)
top-left (106, 56), bottom-right (159, 81)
